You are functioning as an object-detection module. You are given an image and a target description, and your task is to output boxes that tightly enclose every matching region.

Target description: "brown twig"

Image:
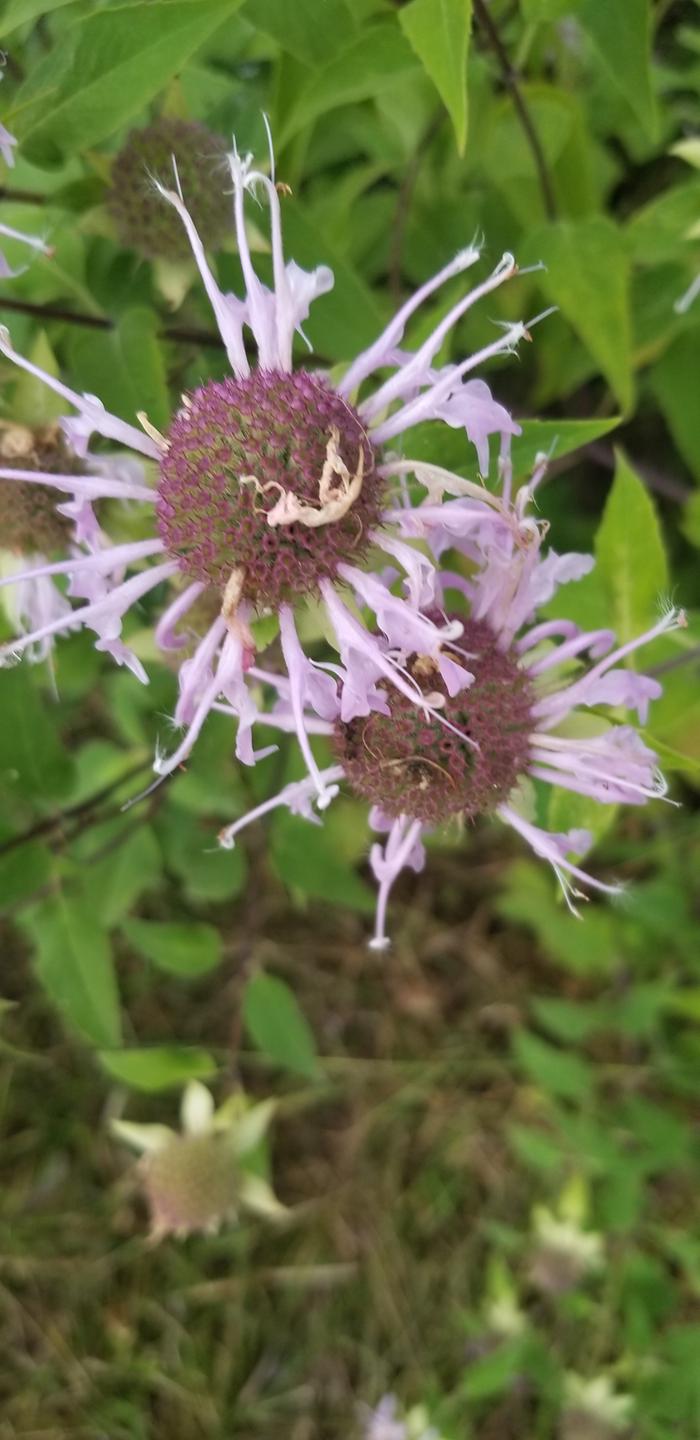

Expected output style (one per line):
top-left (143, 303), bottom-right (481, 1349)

top-left (0, 295), bottom-right (226, 349)
top-left (0, 186), bottom-right (47, 205)
top-left (0, 759), bottom-right (153, 858)
top-left (648, 643), bottom-right (700, 678)
top-left (473, 0), bottom-right (557, 222)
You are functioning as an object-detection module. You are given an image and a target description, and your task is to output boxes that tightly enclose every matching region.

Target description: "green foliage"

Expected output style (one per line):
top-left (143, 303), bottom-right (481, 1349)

top-left (1, 1), bottom-right (700, 1433)
top-left (243, 970), bottom-right (321, 1080)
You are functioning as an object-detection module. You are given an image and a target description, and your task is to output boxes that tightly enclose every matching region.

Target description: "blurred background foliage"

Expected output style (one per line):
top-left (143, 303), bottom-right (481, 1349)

top-left (1, 0), bottom-right (700, 1436)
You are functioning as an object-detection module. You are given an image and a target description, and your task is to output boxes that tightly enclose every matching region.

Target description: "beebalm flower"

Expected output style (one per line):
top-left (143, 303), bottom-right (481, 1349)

top-left (560, 1375), bottom-right (633, 1440)
top-left (0, 137), bottom-right (525, 792)
top-left (111, 1080), bottom-right (285, 1240)
top-left (219, 449), bottom-right (683, 948)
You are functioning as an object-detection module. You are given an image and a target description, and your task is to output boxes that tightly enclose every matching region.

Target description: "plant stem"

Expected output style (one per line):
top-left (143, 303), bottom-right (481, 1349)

top-left (473, 0), bottom-right (558, 222)
top-left (0, 295), bottom-right (226, 349)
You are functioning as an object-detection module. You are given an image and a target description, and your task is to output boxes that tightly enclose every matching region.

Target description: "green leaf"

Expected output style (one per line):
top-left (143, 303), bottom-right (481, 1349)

top-left (278, 199), bottom-right (387, 360)
top-left (513, 1030), bottom-right (594, 1102)
top-left (0, 0), bottom-right (77, 37)
top-left (158, 806), bottom-right (247, 903)
top-left (67, 307), bottom-right (170, 432)
top-left (0, 667), bottom-right (74, 803)
top-left (523, 218), bottom-right (633, 412)
top-left (278, 22), bottom-right (417, 146)
top-left (650, 329), bottom-right (700, 484)
top-left (547, 787), bottom-right (619, 854)
top-left (271, 812), bottom-right (375, 914)
top-left (100, 1044), bottom-right (216, 1092)
top-left (10, 0), bottom-right (244, 163)
top-left (83, 825), bottom-right (162, 929)
top-left (594, 449), bottom-right (669, 650)
top-left (577, 0), bottom-right (657, 141)
top-left (0, 839), bottom-right (51, 911)
top-left (243, 971), bottom-right (321, 1081)
top-left (10, 332), bottom-right (67, 426)
top-left (121, 918), bottom-right (222, 978)
top-left (26, 893), bottom-right (121, 1048)
top-left (399, 0), bottom-right (472, 154)
top-left (509, 416), bottom-right (622, 482)
top-left (496, 861), bottom-right (616, 974)
top-left (242, 0), bottom-right (356, 65)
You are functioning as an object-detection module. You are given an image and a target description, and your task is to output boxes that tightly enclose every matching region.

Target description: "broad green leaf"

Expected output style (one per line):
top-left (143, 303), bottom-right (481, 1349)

top-left (271, 812), bottom-right (375, 914)
top-left (242, 0), bottom-right (356, 65)
top-left (513, 1030), bottom-right (594, 1102)
top-left (10, 0), bottom-right (243, 163)
top-left (671, 138), bottom-right (700, 170)
top-left (0, 667), bottom-right (74, 803)
top-left (460, 1338), bottom-right (530, 1400)
top-left (482, 86), bottom-right (598, 226)
top-left (509, 416), bottom-right (621, 482)
top-left (594, 450), bottom-right (668, 651)
top-left (243, 971), bottom-right (321, 1081)
top-left (121, 918), bottom-right (222, 977)
top-left (626, 178), bottom-right (700, 265)
top-left (280, 199), bottom-right (388, 360)
top-left (158, 805), bottom-right (247, 903)
top-left (26, 893), bottom-right (121, 1048)
top-left (547, 787), bottom-right (619, 853)
top-left (403, 415), bottom-right (621, 484)
top-left (0, 839), bottom-right (51, 910)
top-left (0, 0), bottom-right (77, 37)
top-left (278, 23), bottom-right (418, 146)
top-left (523, 218), bottom-right (633, 412)
top-left (10, 332), bottom-right (66, 426)
top-left (67, 307), bottom-right (170, 432)
top-left (497, 861), bottom-right (616, 974)
top-left (100, 1044), bottom-right (217, 1092)
top-left (577, 0), bottom-right (657, 141)
top-left (399, 0), bottom-right (472, 154)
top-left (83, 825), bottom-right (162, 928)
top-left (650, 329), bottom-right (700, 483)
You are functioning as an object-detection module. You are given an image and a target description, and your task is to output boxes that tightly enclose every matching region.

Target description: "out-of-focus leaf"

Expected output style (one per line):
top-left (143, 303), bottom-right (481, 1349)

top-left (0, 839), bottom-right (51, 911)
top-left (626, 179), bottom-right (700, 265)
top-left (399, 0), bottom-right (472, 154)
top-left (497, 860), bottom-right (616, 973)
top-left (271, 812), bottom-right (375, 914)
top-left (650, 329), bottom-right (700, 484)
top-left (83, 825), bottom-right (162, 928)
top-left (514, 1030), bottom-right (594, 1101)
top-left (158, 805), bottom-right (247, 902)
top-left (10, 0), bottom-right (243, 163)
top-left (243, 971), bottom-right (321, 1081)
top-left (594, 450), bottom-right (669, 649)
top-left (523, 218), bottom-right (633, 412)
top-left (67, 307), bottom-right (170, 432)
top-left (100, 1044), bottom-right (217, 1091)
top-left (121, 917), bottom-right (222, 977)
top-left (242, 0), bottom-right (356, 65)
top-left (547, 788), bottom-right (619, 854)
top-left (280, 198), bottom-right (388, 360)
top-left (0, 667), bottom-right (74, 803)
top-left (577, 0), bottom-right (657, 140)
top-left (10, 332), bottom-right (66, 426)
top-left (0, 0), bottom-right (77, 36)
top-left (279, 23), bottom-right (417, 145)
top-left (26, 893), bottom-right (121, 1048)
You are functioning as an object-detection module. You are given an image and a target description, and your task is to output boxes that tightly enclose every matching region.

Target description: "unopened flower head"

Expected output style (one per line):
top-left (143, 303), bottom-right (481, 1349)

top-left (108, 117), bottom-right (229, 261)
top-left (0, 130), bottom-right (525, 797)
top-left (111, 1080), bottom-right (284, 1241)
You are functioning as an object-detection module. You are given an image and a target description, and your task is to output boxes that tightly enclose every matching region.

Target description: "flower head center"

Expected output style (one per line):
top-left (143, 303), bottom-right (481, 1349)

top-left (156, 370), bottom-right (382, 608)
top-left (334, 617), bottom-right (534, 825)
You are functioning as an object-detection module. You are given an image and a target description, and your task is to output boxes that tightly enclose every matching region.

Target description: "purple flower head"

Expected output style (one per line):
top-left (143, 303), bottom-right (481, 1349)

top-left (219, 448), bottom-right (682, 948)
top-left (0, 133), bottom-right (525, 792)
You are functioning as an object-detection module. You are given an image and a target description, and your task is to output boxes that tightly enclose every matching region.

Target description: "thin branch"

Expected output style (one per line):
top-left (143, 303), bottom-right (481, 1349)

top-left (0, 759), bottom-right (152, 858)
top-left (648, 643), bottom-right (700, 679)
top-left (0, 295), bottom-right (226, 350)
top-left (0, 186), bottom-right (47, 205)
top-left (473, 0), bottom-right (557, 221)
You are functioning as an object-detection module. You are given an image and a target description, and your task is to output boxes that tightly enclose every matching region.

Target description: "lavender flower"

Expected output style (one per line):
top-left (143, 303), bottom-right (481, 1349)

top-left (0, 137), bottom-right (524, 792)
top-left (363, 1396), bottom-right (440, 1440)
top-left (220, 451), bottom-right (682, 947)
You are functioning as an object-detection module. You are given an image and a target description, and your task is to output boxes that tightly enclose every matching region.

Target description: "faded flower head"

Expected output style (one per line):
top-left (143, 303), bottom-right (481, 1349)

top-left (108, 117), bottom-right (229, 261)
top-left (364, 1396), bottom-right (441, 1440)
top-left (560, 1375), bottom-right (634, 1440)
top-left (111, 1080), bottom-right (285, 1240)
top-left (529, 1175), bottom-right (604, 1295)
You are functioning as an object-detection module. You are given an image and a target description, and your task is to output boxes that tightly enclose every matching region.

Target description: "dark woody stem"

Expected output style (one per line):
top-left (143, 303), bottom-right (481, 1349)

top-left (0, 294), bottom-right (226, 349)
top-left (473, 0), bottom-right (558, 222)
